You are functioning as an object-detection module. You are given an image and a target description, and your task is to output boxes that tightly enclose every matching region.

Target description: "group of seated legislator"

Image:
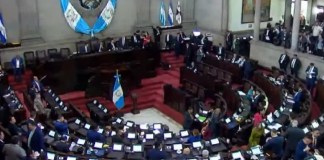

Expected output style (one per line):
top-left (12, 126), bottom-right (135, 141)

top-left (76, 30), bottom-right (153, 55)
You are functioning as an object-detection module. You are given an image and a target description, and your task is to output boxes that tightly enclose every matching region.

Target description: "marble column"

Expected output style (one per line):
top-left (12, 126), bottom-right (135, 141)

top-left (221, 0), bottom-right (229, 32)
top-left (284, 0), bottom-right (292, 30)
top-left (291, 0), bottom-right (301, 51)
top-left (253, 0), bottom-right (261, 41)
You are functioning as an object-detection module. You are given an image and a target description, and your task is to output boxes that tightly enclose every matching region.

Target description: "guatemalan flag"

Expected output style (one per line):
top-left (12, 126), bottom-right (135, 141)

top-left (0, 13), bottom-right (7, 44)
top-left (176, 0), bottom-right (182, 24)
top-left (168, 0), bottom-right (174, 26)
top-left (60, 0), bottom-right (92, 35)
top-left (113, 71), bottom-right (124, 110)
top-left (160, 0), bottom-right (166, 26)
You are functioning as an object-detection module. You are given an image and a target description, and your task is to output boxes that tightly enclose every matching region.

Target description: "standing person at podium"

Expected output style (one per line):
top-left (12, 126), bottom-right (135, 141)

top-left (118, 36), bottom-right (127, 50)
top-left (184, 43), bottom-right (192, 68)
top-left (165, 32), bottom-right (173, 50)
top-left (305, 63), bottom-right (318, 93)
top-left (290, 54), bottom-right (301, 78)
top-left (278, 51), bottom-right (290, 72)
top-left (11, 55), bottom-right (24, 82)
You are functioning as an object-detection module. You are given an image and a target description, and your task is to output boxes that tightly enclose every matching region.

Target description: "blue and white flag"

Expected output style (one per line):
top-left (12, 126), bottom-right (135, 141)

top-left (0, 13), bottom-right (7, 44)
top-left (176, 0), bottom-right (182, 24)
top-left (60, 0), bottom-right (117, 35)
top-left (160, 0), bottom-right (166, 26)
top-left (168, 0), bottom-right (174, 26)
top-left (93, 0), bottom-right (117, 33)
top-left (113, 71), bottom-right (124, 110)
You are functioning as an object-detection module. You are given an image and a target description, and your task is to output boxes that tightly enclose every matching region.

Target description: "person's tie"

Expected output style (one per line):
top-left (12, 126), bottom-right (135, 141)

top-left (280, 55), bottom-right (285, 64)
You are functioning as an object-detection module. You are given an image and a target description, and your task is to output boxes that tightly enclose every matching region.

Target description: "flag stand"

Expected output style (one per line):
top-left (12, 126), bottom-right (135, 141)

top-left (131, 92), bottom-right (140, 114)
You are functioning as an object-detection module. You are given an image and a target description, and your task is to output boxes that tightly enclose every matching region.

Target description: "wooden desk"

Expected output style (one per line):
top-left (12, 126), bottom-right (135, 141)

top-left (253, 72), bottom-right (282, 109)
top-left (315, 79), bottom-right (324, 111)
top-left (33, 47), bottom-right (160, 96)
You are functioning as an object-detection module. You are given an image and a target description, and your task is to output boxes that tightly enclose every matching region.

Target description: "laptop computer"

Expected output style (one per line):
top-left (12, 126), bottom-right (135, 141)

top-left (66, 156), bottom-right (77, 160)
top-left (94, 142), bottom-right (103, 149)
top-left (232, 151), bottom-right (244, 160)
top-left (107, 143), bottom-right (125, 159)
top-left (251, 146), bottom-right (262, 155)
top-left (192, 141), bottom-right (203, 149)
top-left (46, 152), bottom-right (56, 160)
top-left (126, 121), bottom-right (135, 128)
top-left (139, 124), bottom-right (149, 130)
top-left (164, 132), bottom-right (177, 144)
top-left (77, 138), bottom-right (86, 146)
top-left (144, 133), bottom-right (155, 145)
top-left (172, 143), bottom-right (183, 151)
top-left (46, 130), bottom-right (56, 144)
top-left (153, 123), bottom-right (162, 130)
top-left (179, 130), bottom-right (189, 138)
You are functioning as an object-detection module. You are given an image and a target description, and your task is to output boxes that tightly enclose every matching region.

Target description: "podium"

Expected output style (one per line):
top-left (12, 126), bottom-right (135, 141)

top-left (158, 25), bottom-right (183, 49)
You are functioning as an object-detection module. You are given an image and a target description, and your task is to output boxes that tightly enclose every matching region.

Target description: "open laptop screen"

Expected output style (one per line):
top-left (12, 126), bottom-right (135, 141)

top-left (113, 144), bottom-right (123, 151)
top-left (132, 144), bottom-right (143, 152)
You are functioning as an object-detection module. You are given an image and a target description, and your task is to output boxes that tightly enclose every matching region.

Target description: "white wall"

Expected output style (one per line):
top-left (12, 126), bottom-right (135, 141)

top-left (195, 0), bottom-right (224, 32)
top-left (228, 0), bottom-right (285, 32)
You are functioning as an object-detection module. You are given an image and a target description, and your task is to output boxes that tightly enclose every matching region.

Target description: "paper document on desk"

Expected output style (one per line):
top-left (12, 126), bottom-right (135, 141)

top-left (237, 91), bottom-right (246, 96)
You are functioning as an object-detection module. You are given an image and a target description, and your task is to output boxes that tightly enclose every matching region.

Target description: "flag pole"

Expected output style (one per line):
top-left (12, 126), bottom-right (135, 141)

top-left (114, 69), bottom-right (124, 117)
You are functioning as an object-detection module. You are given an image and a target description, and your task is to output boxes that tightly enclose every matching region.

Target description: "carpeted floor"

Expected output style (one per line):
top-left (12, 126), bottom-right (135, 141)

top-left (7, 52), bottom-right (321, 124)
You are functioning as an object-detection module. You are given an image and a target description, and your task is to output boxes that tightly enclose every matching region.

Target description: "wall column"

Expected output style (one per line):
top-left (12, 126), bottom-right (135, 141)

top-left (253, 0), bottom-right (261, 41)
top-left (291, 0), bottom-right (301, 51)
top-left (284, 0), bottom-right (292, 30)
top-left (221, 0), bottom-right (229, 32)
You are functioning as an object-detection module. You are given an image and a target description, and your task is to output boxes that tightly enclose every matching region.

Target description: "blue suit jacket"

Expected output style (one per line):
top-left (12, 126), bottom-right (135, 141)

top-left (146, 149), bottom-right (168, 160)
top-left (53, 121), bottom-right (69, 135)
top-left (32, 80), bottom-right (44, 93)
top-left (29, 127), bottom-right (45, 152)
top-left (86, 130), bottom-right (104, 143)
top-left (11, 57), bottom-right (24, 69)
top-left (305, 66), bottom-right (318, 80)
top-left (263, 136), bottom-right (285, 157)
top-left (295, 140), bottom-right (309, 160)
top-left (293, 92), bottom-right (303, 104)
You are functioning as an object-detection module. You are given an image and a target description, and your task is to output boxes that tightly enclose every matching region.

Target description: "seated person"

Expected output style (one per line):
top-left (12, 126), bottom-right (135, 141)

top-left (2, 136), bottom-right (26, 160)
top-left (146, 142), bottom-right (168, 160)
top-left (187, 129), bottom-right (202, 143)
top-left (201, 149), bottom-right (209, 159)
top-left (52, 136), bottom-right (70, 153)
top-left (53, 115), bottom-right (69, 135)
top-left (292, 86), bottom-right (303, 113)
top-left (111, 128), bottom-right (124, 144)
top-left (183, 107), bottom-right (194, 130)
top-left (7, 116), bottom-right (23, 136)
top-left (246, 85), bottom-right (255, 101)
top-left (176, 148), bottom-right (193, 159)
top-left (263, 129), bottom-right (285, 159)
top-left (86, 125), bottom-right (105, 144)
top-left (295, 134), bottom-right (313, 160)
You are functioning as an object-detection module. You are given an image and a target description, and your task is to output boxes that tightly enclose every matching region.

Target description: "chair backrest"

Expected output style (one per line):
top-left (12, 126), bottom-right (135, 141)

top-left (47, 48), bottom-right (61, 59)
top-left (60, 48), bottom-right (71, 58)
top-left (76, 41), bottom-right (89, 54)
top-left (36, 50), bottom-right (47, 60)
top-left (90, 38), bottom-right (100, 52)
top-left (23, 51), bottom-right (35, 63)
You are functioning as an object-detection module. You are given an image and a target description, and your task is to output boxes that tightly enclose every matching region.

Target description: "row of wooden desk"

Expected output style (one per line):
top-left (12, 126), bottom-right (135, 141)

top-left (33, 47), bottom-right (160, 98)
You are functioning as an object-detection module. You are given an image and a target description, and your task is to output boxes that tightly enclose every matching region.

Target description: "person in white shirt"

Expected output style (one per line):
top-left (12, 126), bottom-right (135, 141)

top-left (11, 55), bottom-right (24, 82)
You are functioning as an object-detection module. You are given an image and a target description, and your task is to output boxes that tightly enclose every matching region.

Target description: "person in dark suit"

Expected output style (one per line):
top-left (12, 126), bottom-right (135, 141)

top-left (225, 31), bottom-right (233, 51)
top-left (292, 87), bottom-right (303, 113)
top-left (230, 53), bottom-right (240, 64)
top-left (263, 24), bottom-right (274, 43)
top-left (290, 54), bottom-right (301, 78)
top-left (294, 134), bottom-right (313, 160)
top-left (183, 107), bottom-right (194, 130)
top-left (11, 55), bottom-right (24, 82)
top-left (152, 26), bottom-right (161, 44)
top-left (316, 132), bottom-right (324, 149)
top-left (7, 116), bottom-right (22, 136)
top-left (27, 120), bottom-right (45, 153)
top-left (165, 33), bottom-right (173, 49)
top-left (311, 129), bottom-right (321, 149)
top-left (53, 115), bottom-right (69, 135)
top-left (131, 33), bottom-right (140, 48)
top-left (118, 36), bottom-right (128, 50)
top-left (243, 60), bottom-right (253, 80)
top-left (86, 125), bottom-right (105, 144)
top-left (52, 136), bottom-right (70, 153)
top-left (263, 129), bottom-right (285, 159)
top-left (111, 129), bottom-right (124, 144)
top-left (207, 108), bottom-right (222, 138)
top-left (107, 39), bottom-right (117, 51)
top-left (174, 33), bottom-right (182, 58)
top-left (305, 63), bottom-right (318, 93)
top-left (216, 43), bottom-right (225, 60)
top-left (0, 131), bottom-right (4, 160)
top-left (146, 142), bottom-right (168, 160)
top-left (282, 120), bottom-right (305, 160)
top-left (278, 51), bottom-right (290, 71)
top-left (184, 43), bottom-right (192, 67)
